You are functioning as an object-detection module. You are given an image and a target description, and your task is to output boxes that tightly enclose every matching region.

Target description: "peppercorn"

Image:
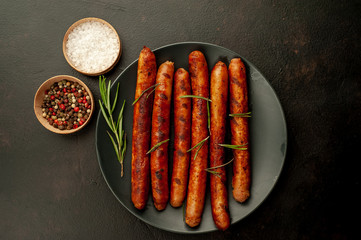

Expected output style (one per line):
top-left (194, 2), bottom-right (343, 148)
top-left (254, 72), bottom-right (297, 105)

top-left (41, 80), bottom-right (91, 131)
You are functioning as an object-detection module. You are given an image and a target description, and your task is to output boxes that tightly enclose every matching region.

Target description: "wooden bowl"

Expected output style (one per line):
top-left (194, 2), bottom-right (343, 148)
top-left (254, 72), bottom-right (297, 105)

top-left (34, 75), bottom-right (95, 134)
top-left (63, 17), bottom-right (122, 76)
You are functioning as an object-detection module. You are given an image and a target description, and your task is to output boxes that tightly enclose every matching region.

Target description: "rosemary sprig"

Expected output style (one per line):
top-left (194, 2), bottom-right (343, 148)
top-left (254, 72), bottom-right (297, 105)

top-left (205, 158), bottom-right (234, 179)
top-left (180, 95), bottom-right (211, 134)
top-left (187, 136), bottom-right (210, 152)
top-left (218, 143), bottom-right (248, 150)
top-left (187, 136), bottom-right (209, 161)
top-left (205, 169), bottom-right (221, 179)
top-left (99, 75), bottom-right (127, 177)
top-left (207, 158), bottom-right (234, 170)
top-left (132, 83), bottom-right (160, 105)
top-left (146, 139), bottom-right (170, 155)
top-left (179, 95), bottom-right (212, 102)
top-left (229, 112), bottom-right (252, 117)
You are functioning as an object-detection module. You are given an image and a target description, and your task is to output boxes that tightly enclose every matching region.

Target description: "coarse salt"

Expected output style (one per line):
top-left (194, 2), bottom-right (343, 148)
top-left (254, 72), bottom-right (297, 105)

top-left (65, 20), bottom-right (120, 74)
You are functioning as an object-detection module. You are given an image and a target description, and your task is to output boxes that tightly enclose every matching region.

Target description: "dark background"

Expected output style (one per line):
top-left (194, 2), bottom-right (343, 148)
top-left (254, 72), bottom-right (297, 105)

top-left (1, 0), bottom-right (360, 239)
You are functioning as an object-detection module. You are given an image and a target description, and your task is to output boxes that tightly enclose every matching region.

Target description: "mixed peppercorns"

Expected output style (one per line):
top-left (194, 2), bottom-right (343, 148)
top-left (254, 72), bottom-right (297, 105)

top-left (41, 80), bottom-right (92, 130)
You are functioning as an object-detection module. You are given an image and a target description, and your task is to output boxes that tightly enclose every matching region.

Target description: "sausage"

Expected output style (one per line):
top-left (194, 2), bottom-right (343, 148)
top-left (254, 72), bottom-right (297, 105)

top-left (229, 58), bottom-right (251, 203)
top-left (185, 51), bottom-right (210, 227)
top-left (150, 61), bottom-right (174, 210)
top-left (209, 61), bottom-right (230, 230)
top-left (170, 68), bottom-right (191, 208)
top-left (131, 46), bottom-right (157, 210)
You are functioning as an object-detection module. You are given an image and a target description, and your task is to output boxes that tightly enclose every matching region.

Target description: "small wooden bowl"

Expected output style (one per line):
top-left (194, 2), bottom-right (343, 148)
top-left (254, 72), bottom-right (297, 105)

top-left (63, 17), bottom-right (122, 76)
top-left (34, 75), bottom-right (95, 134)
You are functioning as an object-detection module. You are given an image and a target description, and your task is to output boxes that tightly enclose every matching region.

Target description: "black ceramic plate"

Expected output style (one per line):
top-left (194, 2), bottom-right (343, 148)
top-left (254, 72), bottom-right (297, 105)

top-left (96, 42), bottom-right (287, 233)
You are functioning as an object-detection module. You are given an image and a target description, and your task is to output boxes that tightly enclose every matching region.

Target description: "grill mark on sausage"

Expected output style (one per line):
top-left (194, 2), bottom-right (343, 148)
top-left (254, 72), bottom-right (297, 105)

top-left (158, 115), bottom-right (165, 123)
top-left (174, 178), bottom-right (181, 185)
top-left (177, 149), bottom-right (185, 157)
top-left (160, 93), bottom-right (168, 100)
top-left (162, 73), bottom-right (171, 79)
top-left (231, 76), bottom-right (242, 87)
top-left (155, 169), bottom-right (164, 180)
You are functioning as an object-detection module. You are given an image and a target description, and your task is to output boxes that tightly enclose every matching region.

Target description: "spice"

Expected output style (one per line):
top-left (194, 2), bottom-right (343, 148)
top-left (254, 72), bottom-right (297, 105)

top-left (41, 80), bottom-right (91, 130)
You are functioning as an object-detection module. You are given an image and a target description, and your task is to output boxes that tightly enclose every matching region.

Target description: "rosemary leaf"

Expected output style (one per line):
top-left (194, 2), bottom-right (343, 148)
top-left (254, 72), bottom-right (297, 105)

top-left (179, 95), bottom-right (212, 102)
top-left (107, 131), bottom-right (120, 160)
top-left (112, 83), bottom-right (120, 113)
top-left (107, 80), bottom-right (111, 110)
top-left (229, 112), bottom-right (252, 117)
top-left (206, 158), bottom-right (234, 170)
top-left (205, 169), bottom-right (221, 179)
top-left (146, 139), bottom-right (170, 155)
top-left (132, 83), bottom-right (160, 105)
top-left (194, 139), bottom-right (206, 160)
top-left (99, 99), bottom-right (114, 132)
top-left (116, 100), bottom-right (125, 130)
top-left (187, 136), bottom-right (210, 152)
top-left (146, 87), bottom-right (157, 99)
top-left (218, 143), bottom-right (248, 150)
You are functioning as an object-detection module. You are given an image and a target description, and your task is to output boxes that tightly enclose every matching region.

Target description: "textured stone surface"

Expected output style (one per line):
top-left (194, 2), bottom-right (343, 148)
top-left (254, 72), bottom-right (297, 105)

top-left (1, 0), bottom-right (360, 239)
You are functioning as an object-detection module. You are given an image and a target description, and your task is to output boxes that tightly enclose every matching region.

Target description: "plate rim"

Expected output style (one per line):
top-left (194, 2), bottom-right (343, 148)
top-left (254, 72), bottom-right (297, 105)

top-left (95, 41), bottom-right (288, 234)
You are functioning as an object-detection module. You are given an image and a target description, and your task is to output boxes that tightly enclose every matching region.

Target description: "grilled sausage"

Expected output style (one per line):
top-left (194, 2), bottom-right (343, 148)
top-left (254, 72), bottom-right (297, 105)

top-left (185, 51), bottom-right (210, 227)
top-left (210, 61), bottom-right (230, 230)
top-left (229, 58), bottom-right (251, 203)
top-left (170, 68), bottom-right (191, 208)
top-left (150, 61), bottom-right (174, 210)
top-left (131, 46), bottom-right (157, 210)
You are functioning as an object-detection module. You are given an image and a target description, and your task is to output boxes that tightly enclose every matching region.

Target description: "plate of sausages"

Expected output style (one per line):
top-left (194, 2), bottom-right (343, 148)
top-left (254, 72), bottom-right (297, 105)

top-left (96, 42), bottom-right (287, 233)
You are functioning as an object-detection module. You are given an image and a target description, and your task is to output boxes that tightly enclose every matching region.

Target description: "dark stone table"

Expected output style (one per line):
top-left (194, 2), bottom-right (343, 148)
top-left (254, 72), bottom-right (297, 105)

top-left (1, 1), bottom-right (360, 239)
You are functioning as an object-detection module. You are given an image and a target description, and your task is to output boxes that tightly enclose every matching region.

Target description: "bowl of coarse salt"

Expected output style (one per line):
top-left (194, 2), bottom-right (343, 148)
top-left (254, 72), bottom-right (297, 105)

top-left (63, 17), bottom-right (121, 76)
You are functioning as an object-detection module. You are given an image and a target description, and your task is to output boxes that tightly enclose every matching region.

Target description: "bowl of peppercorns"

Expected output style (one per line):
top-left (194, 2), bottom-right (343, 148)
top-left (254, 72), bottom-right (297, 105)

top-left (34, 75), bottom-right (94, 134)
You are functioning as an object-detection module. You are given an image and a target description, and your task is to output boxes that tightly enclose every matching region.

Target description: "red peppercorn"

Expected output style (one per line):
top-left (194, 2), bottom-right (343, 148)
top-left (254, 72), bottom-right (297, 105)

top-left (49, 107), bottom-right (54, 112)
top-left (73, 124), bottom-right (78, 129)
top-left (63, 88), bottom-right (67, 93)
top-left (52, 112), bottom-right (56, 116)
top-left (50, 95), bottom-right (55, 100)
top-left (60, 104), bottom-right (65, 110)
top-left (87, 104), bottom-right (91, 109)
top-left (74, 107), bottom-right (79, 112)
top-left (79, 120), bottom-right (84, 125)
top-left (82, 99), bottom-right (87, 104)
top-left (83, 96), bottom-right (87, 100)
top-left (72, 88), bottom-right (76, 93)
top-left (54, 119), bottom-right (58, 124)
top-left (77, 98), bottom-right (83, 103)
top-left (64, 99), bottom-right (68, 104)
top-left (84, 103), bottom-right (89, 108)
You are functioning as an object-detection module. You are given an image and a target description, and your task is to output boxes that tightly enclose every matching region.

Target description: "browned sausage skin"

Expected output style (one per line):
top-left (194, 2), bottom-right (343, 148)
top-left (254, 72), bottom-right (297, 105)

top-left (185, 51), bottom-right (210, 227)
top-left (229, 58), bottom-right (251, 203)
top-left (131, 46), bottom-right (157, 210)
top-left (170, 68), bottom-right (191, 208)
top-left (150, 61), bottom-right (174, 211)
top-left (210, 61), bottom-right (230, 230)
